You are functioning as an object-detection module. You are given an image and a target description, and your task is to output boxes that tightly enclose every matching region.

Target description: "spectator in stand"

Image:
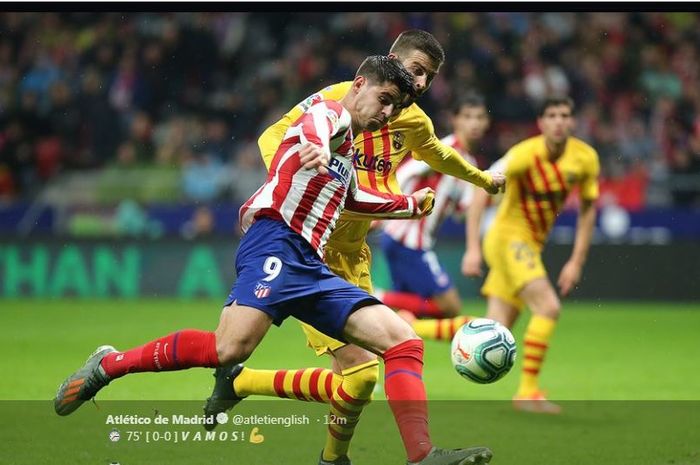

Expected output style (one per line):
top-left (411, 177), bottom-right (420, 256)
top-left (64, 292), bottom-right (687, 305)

top-left (227, 140), bottom-right (268, 204)
top-left (0, 12), bottom-right (698, 208)
top-left (181, 148), bottom-right (226, 203)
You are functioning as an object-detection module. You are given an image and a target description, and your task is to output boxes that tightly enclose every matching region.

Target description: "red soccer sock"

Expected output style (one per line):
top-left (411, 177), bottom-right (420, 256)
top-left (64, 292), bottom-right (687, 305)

top-left (381, 291), bottom-right (443, 318)
top-left (382, 339), bottom-right (432, 462)
top-left (100, 329), bottom-right (219, 379)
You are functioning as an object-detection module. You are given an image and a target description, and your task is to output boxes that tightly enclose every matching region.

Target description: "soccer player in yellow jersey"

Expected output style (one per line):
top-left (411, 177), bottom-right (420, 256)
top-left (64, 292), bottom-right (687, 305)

top-left (463, 96), bottom-right (600, 415)
top-left (204, 30), bottom-right (505, 465)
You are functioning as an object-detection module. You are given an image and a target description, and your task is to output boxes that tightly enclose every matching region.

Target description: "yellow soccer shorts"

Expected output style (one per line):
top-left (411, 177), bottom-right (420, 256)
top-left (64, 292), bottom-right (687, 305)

top-left (301, 241), bottom-right (374, 356)
top-left (481, 230), bottom-right (547, 311)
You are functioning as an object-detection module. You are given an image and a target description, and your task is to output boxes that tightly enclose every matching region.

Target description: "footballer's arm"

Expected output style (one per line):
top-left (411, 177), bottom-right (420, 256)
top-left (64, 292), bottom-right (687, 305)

top-left (409, 111), bottom-right (504, 194)
top-left (462, 186), bottom-right (489, 278)
top-left (345, 174), bottom-right (434, 219)
top-left (557, 198), bottom-right (596, 297)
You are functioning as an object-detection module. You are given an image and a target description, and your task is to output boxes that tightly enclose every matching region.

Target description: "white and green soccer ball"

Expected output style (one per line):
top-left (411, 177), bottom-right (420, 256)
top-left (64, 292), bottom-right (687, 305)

top-left (450, 318), bottom-right (517, 384)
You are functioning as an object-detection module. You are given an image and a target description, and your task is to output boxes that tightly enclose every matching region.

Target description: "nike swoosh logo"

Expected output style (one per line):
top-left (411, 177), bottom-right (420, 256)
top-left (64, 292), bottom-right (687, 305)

top-left (163, 343), bottom-right (170, 362)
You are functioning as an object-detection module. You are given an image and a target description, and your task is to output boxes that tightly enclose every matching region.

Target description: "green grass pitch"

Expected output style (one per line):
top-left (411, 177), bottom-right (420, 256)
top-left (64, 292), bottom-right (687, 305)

top-left (1, 299), bottom-right (700, 465)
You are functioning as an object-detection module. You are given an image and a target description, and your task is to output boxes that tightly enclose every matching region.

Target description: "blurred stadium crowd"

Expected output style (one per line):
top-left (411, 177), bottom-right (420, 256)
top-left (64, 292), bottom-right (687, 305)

top-left (1, 12), bottom-right (699, 210)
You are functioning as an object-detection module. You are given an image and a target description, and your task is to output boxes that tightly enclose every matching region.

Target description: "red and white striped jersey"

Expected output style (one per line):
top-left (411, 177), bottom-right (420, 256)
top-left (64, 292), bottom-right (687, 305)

top-left (240, 100), bottom-right (418, 258)
top-left (382, 134), bottom-right (476, 251)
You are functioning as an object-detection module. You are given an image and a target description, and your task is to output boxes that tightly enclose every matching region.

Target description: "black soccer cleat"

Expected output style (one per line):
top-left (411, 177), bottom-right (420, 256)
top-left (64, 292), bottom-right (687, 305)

top-left (318, 450), bottom-right (352, 465)
top-left (203, 364), bottom-right (246, 431)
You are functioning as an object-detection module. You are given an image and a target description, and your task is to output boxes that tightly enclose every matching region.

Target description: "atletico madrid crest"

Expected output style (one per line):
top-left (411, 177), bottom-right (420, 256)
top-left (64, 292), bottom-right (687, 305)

top-left (254, 282), bottom-right (271, 299)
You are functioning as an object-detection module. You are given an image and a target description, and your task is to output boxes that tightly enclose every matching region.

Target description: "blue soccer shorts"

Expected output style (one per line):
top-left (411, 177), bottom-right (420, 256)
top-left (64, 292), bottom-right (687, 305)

top-left (379, 232), bottom-right (452, 298)
top-left (225, 218), bottom-right (380, 341)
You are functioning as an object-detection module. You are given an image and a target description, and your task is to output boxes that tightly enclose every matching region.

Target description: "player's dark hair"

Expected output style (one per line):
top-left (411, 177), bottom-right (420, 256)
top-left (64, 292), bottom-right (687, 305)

top-left (538, 96), bottom-right (575, 116)
top-left (390, 29), bottom-right (445, 67)
top-left (356, 55), bottom-right (416, 100)
top-left (452, 91), bottom-right (487, 115)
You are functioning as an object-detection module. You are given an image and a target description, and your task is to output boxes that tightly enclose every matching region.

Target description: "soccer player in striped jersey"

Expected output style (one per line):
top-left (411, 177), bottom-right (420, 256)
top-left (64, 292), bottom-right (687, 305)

top-left (204, 31), bottom-right (505, 465)
top-left (54, 55), bottom-right (493, 465)
top-left (463, 96), bottom-right (600, 415)
top-left (376, 93), bottom-right (491, 340)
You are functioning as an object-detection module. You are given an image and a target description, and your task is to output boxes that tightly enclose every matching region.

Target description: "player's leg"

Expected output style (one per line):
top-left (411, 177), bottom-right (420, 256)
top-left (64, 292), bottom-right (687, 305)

top-left (225, 244), bottom-right (372, 400)
top-left (244, 245), bottom-right (387, 465)
top-left (202, 328), bottom-right (346, 434)
top-left (481, 233), bottom-right (560, 413)
top-left (513, 277), bottom-right (562, 414)
top-left (227, 326), bottom-right (344, 402)
top-left (493, 235), bottom-right (561, 413)
top-left (485, 295), bottom-right (520, 329)
top-left (314, 244), bottom-right (381, 464)
top-left (388, 286), bottom-right (462, 319)
top-left (378, 238), bottom-right (456, 319)
top-left (480, 232), bottom-right (527, 330)
top-left (57, 218), bottom-right (290, 417)
top-left (342, 304), bottom-right (492, 465)
top-left (214, 303), bottom-right (275, 365)
top-left (214, 329), bottom-right (376, 465)
top-left (409, 287), bottom-right (476, 342)
top-left (378, 289), bottom-right (444, 317)
top-left (379, 239), bottom-right (477, 341)
top-left (55, 303), bottom-right (272, 416)
top-left (204, 244), bottom-right (380, 465)
top-left (431, 287), bottom-right (462, 317)
top-left (321, 343), bottom-right (379, 464)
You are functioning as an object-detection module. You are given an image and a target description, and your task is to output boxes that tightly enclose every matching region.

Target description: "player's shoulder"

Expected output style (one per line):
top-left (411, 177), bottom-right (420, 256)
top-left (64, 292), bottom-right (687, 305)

top-left (319, 82), bottom-right (352, 104)
top-left (307, 99), bottom-right (350, 132)
top-left (392, 103), bottom-right (432, 130)
top-left (297, 82), bottom-right (351, 113)
top-left (568, 136), bottom-right (599, 160)
top-left (325, 81), bottom-right (352, 95)
top-left (509, 135), bottom-right (543, 156)
top-left (315, 98), bottom-right (344, 113)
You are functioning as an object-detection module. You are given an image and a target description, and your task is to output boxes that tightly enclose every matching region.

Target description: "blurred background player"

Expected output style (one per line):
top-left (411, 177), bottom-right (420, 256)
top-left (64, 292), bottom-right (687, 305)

top-left (204, 30), bottom-right (505, 465)
top-left (463, 96), bottom-right (600, 415)
top-left (376, 92), bottom-right (491, 341)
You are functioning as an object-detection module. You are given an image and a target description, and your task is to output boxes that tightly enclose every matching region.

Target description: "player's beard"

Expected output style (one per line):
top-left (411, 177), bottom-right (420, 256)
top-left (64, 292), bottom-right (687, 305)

top-left (366, 117), bottom-right (385, 131)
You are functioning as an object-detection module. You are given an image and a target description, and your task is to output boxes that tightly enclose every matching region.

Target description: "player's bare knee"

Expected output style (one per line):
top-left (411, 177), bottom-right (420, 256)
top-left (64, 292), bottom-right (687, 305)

top-left (547, 301), bottom-right (562, 319)
top-left (395, 312), bottom-right (419, 339)
top-left (389, 325), bottom-right (419, 346)
top-left (334, 345), bottom-right (378, 369)
top-left (533, 297), bottom-right (561, 320)
top-left (215, 339), bottom-right (254, 365)
top-left (436, 289), bottom-right (461, 317)
top-left (440, 302), bottom-right (461, 317)
top-left (375, 322), bottom-right (418, 349)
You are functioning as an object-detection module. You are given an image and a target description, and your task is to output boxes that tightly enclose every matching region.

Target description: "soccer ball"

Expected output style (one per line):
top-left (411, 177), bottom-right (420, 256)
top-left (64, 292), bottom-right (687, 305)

top-left (450, 318), bottom-right (517, 384)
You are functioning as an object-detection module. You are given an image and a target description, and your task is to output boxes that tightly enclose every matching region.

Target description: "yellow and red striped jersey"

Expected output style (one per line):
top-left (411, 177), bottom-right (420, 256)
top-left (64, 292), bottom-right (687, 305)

top-left (491, 135), bottom-right (600, 247)
top-left (258, 81), bottom-right (491, 251)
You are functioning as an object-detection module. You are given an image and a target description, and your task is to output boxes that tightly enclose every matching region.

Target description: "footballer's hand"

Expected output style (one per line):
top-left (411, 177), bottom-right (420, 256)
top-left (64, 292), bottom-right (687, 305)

top-left (299, 143), bottom-right (330, 175)
top-left (461, 249), bottom-right (483, 277)
top-left (485, 171), bottom-right (506, 195)
top-left (558, 259), bottom-right (582, 297)
top-left (412, 187), bottom-right (435, 217)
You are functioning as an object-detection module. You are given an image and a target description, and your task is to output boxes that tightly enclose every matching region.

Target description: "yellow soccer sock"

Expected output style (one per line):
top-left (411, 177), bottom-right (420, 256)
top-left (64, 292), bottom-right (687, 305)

top-left (323, 360), bottom-right (379, 461)
top-left (518, 314), bottom-right (557, 397)
top-left (412, 315), bottom-right (474, 341)
top-left (233, 367), bottom-right (341, 402)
